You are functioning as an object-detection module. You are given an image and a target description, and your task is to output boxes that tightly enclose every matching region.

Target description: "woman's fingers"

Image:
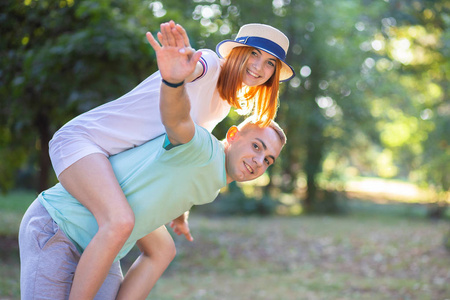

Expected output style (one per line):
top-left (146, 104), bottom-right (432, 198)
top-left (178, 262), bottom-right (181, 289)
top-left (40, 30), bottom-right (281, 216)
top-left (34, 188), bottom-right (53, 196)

top-left (159, 22), bottom-right (175, 47)
top-left (175, 24), bottom-right (191, 48)
top-left (146, 32), bottom-right (161, 51)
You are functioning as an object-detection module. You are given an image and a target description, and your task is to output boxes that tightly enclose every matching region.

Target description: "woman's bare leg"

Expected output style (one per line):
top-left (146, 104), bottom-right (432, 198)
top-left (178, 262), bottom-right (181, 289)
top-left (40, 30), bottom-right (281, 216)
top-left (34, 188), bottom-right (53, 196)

top-left (58, 153), bottom-right (135, 299)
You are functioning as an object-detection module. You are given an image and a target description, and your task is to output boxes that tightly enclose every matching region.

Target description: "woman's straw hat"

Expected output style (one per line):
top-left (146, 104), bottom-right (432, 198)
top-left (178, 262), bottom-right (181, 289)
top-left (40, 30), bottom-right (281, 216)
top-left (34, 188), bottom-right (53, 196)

top-left (216, 23), bottom-right (295, 82)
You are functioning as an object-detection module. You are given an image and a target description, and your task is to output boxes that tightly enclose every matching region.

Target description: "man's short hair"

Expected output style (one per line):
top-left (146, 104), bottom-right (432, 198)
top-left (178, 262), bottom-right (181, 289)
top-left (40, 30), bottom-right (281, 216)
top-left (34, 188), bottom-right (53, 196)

top-left (238, 116), bottom-right (287, 148)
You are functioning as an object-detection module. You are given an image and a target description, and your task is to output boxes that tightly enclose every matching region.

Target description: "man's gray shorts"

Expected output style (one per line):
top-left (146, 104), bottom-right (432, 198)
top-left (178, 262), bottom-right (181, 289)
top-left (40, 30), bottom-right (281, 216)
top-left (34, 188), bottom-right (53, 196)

top-left (19, 199), bottom-right (123, 299)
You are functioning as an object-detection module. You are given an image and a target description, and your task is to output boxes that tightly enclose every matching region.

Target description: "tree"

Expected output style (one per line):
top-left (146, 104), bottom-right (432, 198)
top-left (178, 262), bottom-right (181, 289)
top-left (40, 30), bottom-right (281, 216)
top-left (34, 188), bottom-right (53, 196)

top-left (2, 0), bottom-right (448, 218)
top-left (374, 0), bottom-right (449, 214)
top-left (0, 0), bottom-right (157, 192)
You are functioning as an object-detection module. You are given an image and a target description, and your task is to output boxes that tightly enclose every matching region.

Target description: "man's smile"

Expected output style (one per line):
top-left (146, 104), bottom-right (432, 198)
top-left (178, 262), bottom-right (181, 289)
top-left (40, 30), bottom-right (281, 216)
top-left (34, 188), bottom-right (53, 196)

top-left (244, 161), bottom-right (254, 174)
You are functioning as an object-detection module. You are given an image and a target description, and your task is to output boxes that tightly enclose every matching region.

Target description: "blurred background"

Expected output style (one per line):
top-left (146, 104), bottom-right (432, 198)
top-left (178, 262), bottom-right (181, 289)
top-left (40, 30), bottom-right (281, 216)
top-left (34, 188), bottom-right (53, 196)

top-left (0, 0), bottom-right (449, 299)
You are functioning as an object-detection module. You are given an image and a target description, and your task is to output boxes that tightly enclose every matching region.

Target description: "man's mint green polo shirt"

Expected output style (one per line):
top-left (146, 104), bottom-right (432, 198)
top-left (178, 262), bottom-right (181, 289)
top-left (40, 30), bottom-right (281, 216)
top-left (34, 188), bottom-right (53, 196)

top-left (39, 124), bottom-right (226, 261)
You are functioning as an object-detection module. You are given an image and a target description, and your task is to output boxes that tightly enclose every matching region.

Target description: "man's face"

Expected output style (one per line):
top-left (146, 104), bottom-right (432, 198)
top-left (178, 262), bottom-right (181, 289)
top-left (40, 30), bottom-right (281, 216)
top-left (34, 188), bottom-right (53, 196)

top-left (225, 125), bottom-right (283, 183)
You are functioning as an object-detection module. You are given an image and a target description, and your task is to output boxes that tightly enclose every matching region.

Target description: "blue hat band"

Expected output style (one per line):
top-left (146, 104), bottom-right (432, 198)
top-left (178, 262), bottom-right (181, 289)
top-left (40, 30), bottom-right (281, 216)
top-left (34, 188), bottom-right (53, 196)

top-left (235, 36), bottom-right (286, 61)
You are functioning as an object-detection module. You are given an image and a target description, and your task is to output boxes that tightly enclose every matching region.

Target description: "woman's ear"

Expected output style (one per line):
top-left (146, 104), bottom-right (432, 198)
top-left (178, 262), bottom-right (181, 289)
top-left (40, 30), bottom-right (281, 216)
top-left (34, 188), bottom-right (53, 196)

top-left (226, 126), bottom-right (239, 143)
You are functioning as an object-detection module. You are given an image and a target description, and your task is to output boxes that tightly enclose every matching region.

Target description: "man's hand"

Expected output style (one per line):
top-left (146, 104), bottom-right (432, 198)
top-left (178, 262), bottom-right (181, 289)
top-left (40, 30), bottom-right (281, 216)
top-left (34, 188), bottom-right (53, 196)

top-left (169, 213), bottom-right (193, 242)
top-left (146, 21), bottom-right (202, 83)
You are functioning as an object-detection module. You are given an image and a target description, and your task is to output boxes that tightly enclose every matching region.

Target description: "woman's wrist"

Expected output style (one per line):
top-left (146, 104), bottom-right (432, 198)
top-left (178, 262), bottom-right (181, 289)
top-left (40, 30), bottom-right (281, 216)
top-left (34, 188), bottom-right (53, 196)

top-left (161, 78), bottom-right (185, 88)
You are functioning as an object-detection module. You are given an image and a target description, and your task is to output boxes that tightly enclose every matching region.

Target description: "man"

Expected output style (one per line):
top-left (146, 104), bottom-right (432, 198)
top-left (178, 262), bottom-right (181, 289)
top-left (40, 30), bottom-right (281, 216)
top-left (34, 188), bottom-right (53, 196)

top-left (19, 28), bottom-right (286, 299)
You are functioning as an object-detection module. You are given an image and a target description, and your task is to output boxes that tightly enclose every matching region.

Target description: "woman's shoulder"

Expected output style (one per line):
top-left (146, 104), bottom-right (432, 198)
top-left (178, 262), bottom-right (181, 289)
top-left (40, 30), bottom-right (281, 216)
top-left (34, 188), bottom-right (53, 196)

top-left (188, 49), bottom-right (222, 83)
top-left (198, 49), bottom-right (221, 69)
top-left (198, 48), bottom-right (219, 59)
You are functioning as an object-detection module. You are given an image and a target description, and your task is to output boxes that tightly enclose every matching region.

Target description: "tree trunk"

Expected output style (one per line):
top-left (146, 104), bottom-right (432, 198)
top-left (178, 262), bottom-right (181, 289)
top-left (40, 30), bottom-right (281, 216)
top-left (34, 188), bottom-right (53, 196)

top-left (304, 117), bottom-right (324, 212)
top-left (36, 111), bottom-right (51, 192)
top-left (303, 56), bottom-right (325, 213)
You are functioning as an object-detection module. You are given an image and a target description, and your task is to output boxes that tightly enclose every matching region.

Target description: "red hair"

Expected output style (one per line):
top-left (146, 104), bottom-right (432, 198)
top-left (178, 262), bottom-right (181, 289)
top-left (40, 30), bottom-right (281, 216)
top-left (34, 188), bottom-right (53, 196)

top-left (217, 47), bottom-right (281, 127)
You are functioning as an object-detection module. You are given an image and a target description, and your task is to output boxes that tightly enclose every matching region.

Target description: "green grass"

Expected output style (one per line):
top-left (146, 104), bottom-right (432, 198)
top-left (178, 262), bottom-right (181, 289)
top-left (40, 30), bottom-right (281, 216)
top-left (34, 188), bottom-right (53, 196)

top-left (0, 260), bottom-right (20, 299)
top-left (0, 191), bottom-right (36, 237)
top-left (1, 191), bottom-right (449, 299)
top-left (136, 214), bottom-right (450, 300)
top-left (0, 191), bottom-right (35, 299)
top-left (0, 190), bottom-right (37, 212)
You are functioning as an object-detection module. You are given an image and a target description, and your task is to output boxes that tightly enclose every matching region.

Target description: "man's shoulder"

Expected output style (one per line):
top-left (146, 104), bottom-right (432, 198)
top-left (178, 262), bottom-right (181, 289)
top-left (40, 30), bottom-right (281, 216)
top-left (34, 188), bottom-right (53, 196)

top-left (160, 124), bottom-right (222, 164)
top-left (193, 124), bottom-right (222, 152)
top-left (185, 123), bottom-right (224, 164)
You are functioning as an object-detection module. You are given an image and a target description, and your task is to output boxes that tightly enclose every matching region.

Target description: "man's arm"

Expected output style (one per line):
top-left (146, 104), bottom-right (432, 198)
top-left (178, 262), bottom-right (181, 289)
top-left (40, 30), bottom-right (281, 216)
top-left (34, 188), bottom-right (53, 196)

top-left (146, 24), bottom-right (202, 146)
top-left (116, 226), bottom-right (176, 299)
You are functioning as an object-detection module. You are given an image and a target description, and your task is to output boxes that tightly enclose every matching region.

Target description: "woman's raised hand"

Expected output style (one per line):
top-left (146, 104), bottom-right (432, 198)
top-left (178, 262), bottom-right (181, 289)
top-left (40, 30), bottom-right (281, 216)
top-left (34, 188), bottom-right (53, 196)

top-left (146, 21), bottom-right (201, 83)
top-left (157, 20), bottom-right (191, 49)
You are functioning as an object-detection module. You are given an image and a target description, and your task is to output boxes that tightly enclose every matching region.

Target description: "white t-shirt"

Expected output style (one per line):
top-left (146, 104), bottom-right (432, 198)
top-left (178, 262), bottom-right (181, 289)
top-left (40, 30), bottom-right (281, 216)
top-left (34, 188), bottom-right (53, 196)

top-left (49, 49), bottom-right (231, 176)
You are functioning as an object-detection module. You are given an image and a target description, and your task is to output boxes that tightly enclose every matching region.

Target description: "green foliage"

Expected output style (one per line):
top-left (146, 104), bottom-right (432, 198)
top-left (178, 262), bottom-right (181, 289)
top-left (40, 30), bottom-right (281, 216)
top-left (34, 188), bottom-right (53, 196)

top-left (0, 0), bottom-right (157, 191)
top-left (197, 182), bottom-right (278, 216)
top-left (0, 0), bottom-right (448, 216)
top-left (269, 0), bottom-right (449, 212)
top-left (368, 0), bottom-right (450, 204)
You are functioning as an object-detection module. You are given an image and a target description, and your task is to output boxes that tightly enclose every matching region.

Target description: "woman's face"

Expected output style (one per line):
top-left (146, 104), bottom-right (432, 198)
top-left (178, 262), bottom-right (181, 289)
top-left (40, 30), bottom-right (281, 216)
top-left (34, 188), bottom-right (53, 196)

top-left (242, 48), bottom-right (277, 87)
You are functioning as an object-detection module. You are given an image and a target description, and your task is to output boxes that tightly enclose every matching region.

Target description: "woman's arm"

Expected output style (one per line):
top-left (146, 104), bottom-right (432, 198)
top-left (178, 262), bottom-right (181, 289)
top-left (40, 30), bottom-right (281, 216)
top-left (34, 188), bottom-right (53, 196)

top-left (146, 24), bottom-right (202, 146)
top-left (116, 226), bottom-right (176, 300)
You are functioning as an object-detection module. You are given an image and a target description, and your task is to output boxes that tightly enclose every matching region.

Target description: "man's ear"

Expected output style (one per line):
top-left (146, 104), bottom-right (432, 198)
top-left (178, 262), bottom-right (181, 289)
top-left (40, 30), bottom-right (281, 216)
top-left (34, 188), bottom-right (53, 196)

top-left (226, 126), bottom-right (239, 143)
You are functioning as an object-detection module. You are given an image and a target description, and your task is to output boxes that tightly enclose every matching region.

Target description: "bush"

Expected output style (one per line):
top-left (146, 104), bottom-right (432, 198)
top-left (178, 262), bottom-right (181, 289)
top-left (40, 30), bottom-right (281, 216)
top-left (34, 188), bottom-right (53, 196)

top-left (196, 182), bottom-right (277, 216)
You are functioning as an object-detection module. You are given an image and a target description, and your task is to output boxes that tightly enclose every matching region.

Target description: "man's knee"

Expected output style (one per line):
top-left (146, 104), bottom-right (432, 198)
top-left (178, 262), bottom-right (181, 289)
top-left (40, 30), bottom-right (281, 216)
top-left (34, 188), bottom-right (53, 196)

top-left (160, 235), bottom-right (177, 264)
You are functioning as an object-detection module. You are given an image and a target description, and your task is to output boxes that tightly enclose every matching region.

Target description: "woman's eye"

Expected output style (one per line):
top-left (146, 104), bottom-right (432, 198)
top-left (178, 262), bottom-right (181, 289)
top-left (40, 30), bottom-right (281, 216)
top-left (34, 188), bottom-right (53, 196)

top-left (251, 51), bottom-right (258, 56)
top-left (253, 143), bottom-right (259, 150)
top-left (268, 61), bottom-right (275, 67)
top-left (264, 158), bottom-right (270, 165)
